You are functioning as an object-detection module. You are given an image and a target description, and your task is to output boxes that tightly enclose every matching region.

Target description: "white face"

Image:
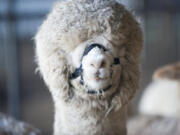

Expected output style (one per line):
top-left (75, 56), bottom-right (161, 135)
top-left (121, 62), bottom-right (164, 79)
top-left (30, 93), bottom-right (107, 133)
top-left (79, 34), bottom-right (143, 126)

top-left (82, 47), bottom-right (114, 90)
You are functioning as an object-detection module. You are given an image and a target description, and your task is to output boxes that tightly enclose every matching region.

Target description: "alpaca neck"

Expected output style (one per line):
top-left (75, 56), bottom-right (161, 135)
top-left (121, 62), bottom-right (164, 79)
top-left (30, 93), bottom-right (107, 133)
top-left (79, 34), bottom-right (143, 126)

top-left (53, 99), bottom-right (127, 135)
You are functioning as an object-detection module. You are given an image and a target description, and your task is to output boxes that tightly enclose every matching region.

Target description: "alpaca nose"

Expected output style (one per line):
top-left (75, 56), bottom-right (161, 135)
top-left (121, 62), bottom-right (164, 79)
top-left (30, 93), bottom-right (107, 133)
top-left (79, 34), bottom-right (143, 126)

top-left (96, 70), bottom-right (100, 77)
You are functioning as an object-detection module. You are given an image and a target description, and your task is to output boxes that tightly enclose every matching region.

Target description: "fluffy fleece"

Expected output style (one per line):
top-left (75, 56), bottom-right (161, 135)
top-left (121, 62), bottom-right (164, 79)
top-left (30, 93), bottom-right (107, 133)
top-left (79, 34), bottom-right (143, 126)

top-left (139, 63), bottom-right (180, 118)
top-left (139, 80), bottom-right (180, 117)
top-left (35, 0), bottom-right (142, 135)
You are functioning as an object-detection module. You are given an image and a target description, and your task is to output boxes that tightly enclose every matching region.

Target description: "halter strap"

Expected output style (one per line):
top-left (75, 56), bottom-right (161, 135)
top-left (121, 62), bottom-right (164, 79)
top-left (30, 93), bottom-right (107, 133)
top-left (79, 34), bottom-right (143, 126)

top-left (82, 43), bottom-right (107, 57)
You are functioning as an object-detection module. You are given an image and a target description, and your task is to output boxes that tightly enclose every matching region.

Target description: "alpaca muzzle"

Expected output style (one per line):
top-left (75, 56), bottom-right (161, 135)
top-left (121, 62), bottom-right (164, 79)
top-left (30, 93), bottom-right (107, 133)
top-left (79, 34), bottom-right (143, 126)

top-left (69, 43), bottom-right (120, 94)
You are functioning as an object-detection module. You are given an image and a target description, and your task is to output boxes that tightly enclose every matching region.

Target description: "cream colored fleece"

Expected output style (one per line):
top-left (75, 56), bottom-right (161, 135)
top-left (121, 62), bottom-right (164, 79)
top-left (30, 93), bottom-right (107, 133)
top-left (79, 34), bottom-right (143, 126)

top-left (35, 0), bottom-right (142, 134)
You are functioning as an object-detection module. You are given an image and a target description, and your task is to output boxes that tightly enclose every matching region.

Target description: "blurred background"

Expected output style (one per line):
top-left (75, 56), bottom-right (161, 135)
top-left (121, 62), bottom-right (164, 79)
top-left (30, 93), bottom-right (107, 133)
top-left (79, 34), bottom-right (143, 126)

top-left (0, 0), bottom-right (180, 134)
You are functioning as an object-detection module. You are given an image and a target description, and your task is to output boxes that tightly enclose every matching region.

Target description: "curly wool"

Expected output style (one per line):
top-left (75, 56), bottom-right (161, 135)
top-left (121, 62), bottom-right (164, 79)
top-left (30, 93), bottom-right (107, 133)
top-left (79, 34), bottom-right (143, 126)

top-left (35, 0), bottom-right (142, 135)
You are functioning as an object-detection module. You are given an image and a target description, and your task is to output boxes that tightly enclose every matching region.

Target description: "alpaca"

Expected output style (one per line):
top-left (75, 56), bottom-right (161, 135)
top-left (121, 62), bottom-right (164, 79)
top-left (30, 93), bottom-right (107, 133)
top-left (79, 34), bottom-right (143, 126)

top-left (139, 62), bottom-right (180, 118)
top-left (35, 0), bottom-right (142, 134)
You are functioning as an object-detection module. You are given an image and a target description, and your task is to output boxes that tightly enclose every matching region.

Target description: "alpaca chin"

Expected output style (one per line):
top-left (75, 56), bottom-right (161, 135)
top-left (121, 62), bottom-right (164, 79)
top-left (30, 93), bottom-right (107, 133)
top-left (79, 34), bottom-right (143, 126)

top-left (84, 78), bottom-right (112, 90)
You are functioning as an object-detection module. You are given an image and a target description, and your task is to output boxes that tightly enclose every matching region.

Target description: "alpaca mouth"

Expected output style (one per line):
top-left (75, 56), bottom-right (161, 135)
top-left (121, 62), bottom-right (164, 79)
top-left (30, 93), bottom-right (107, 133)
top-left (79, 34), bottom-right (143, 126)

top-left (95, 77), bottom-right (107, 81)
top-left (95, 78), bottom-right (102, 81)
top-left (86, 84), bottom-right (112, 95)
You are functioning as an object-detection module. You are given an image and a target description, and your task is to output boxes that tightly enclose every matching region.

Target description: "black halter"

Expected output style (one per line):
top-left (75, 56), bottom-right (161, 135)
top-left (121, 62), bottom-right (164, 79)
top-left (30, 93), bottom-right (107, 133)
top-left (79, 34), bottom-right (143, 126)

top-left (69, 43), bottom-right (120, 94)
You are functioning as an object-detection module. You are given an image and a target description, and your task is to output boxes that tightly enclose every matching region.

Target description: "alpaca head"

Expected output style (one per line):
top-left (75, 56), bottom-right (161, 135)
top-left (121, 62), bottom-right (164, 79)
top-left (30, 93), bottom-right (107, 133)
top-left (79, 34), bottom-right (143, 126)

top-left (139, 62), bottom-right (180, 117)
top-left (35, 0), bottom-right (143, 109)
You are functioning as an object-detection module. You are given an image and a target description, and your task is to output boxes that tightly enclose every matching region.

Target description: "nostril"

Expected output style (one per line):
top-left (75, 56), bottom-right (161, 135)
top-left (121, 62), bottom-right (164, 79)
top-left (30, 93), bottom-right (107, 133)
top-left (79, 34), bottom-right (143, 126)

top-left (96, 71), bottom-right (100, 77)
top-left (91, 63), bottom-right (94, 67)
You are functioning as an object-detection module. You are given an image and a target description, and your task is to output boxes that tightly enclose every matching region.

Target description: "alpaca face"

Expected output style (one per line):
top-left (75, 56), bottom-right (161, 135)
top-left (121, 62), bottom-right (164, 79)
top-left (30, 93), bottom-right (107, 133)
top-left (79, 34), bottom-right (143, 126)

top-left (70, 42), bottom-right (121, 96)
top-left (82, 47), bottom-right (114, 90)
